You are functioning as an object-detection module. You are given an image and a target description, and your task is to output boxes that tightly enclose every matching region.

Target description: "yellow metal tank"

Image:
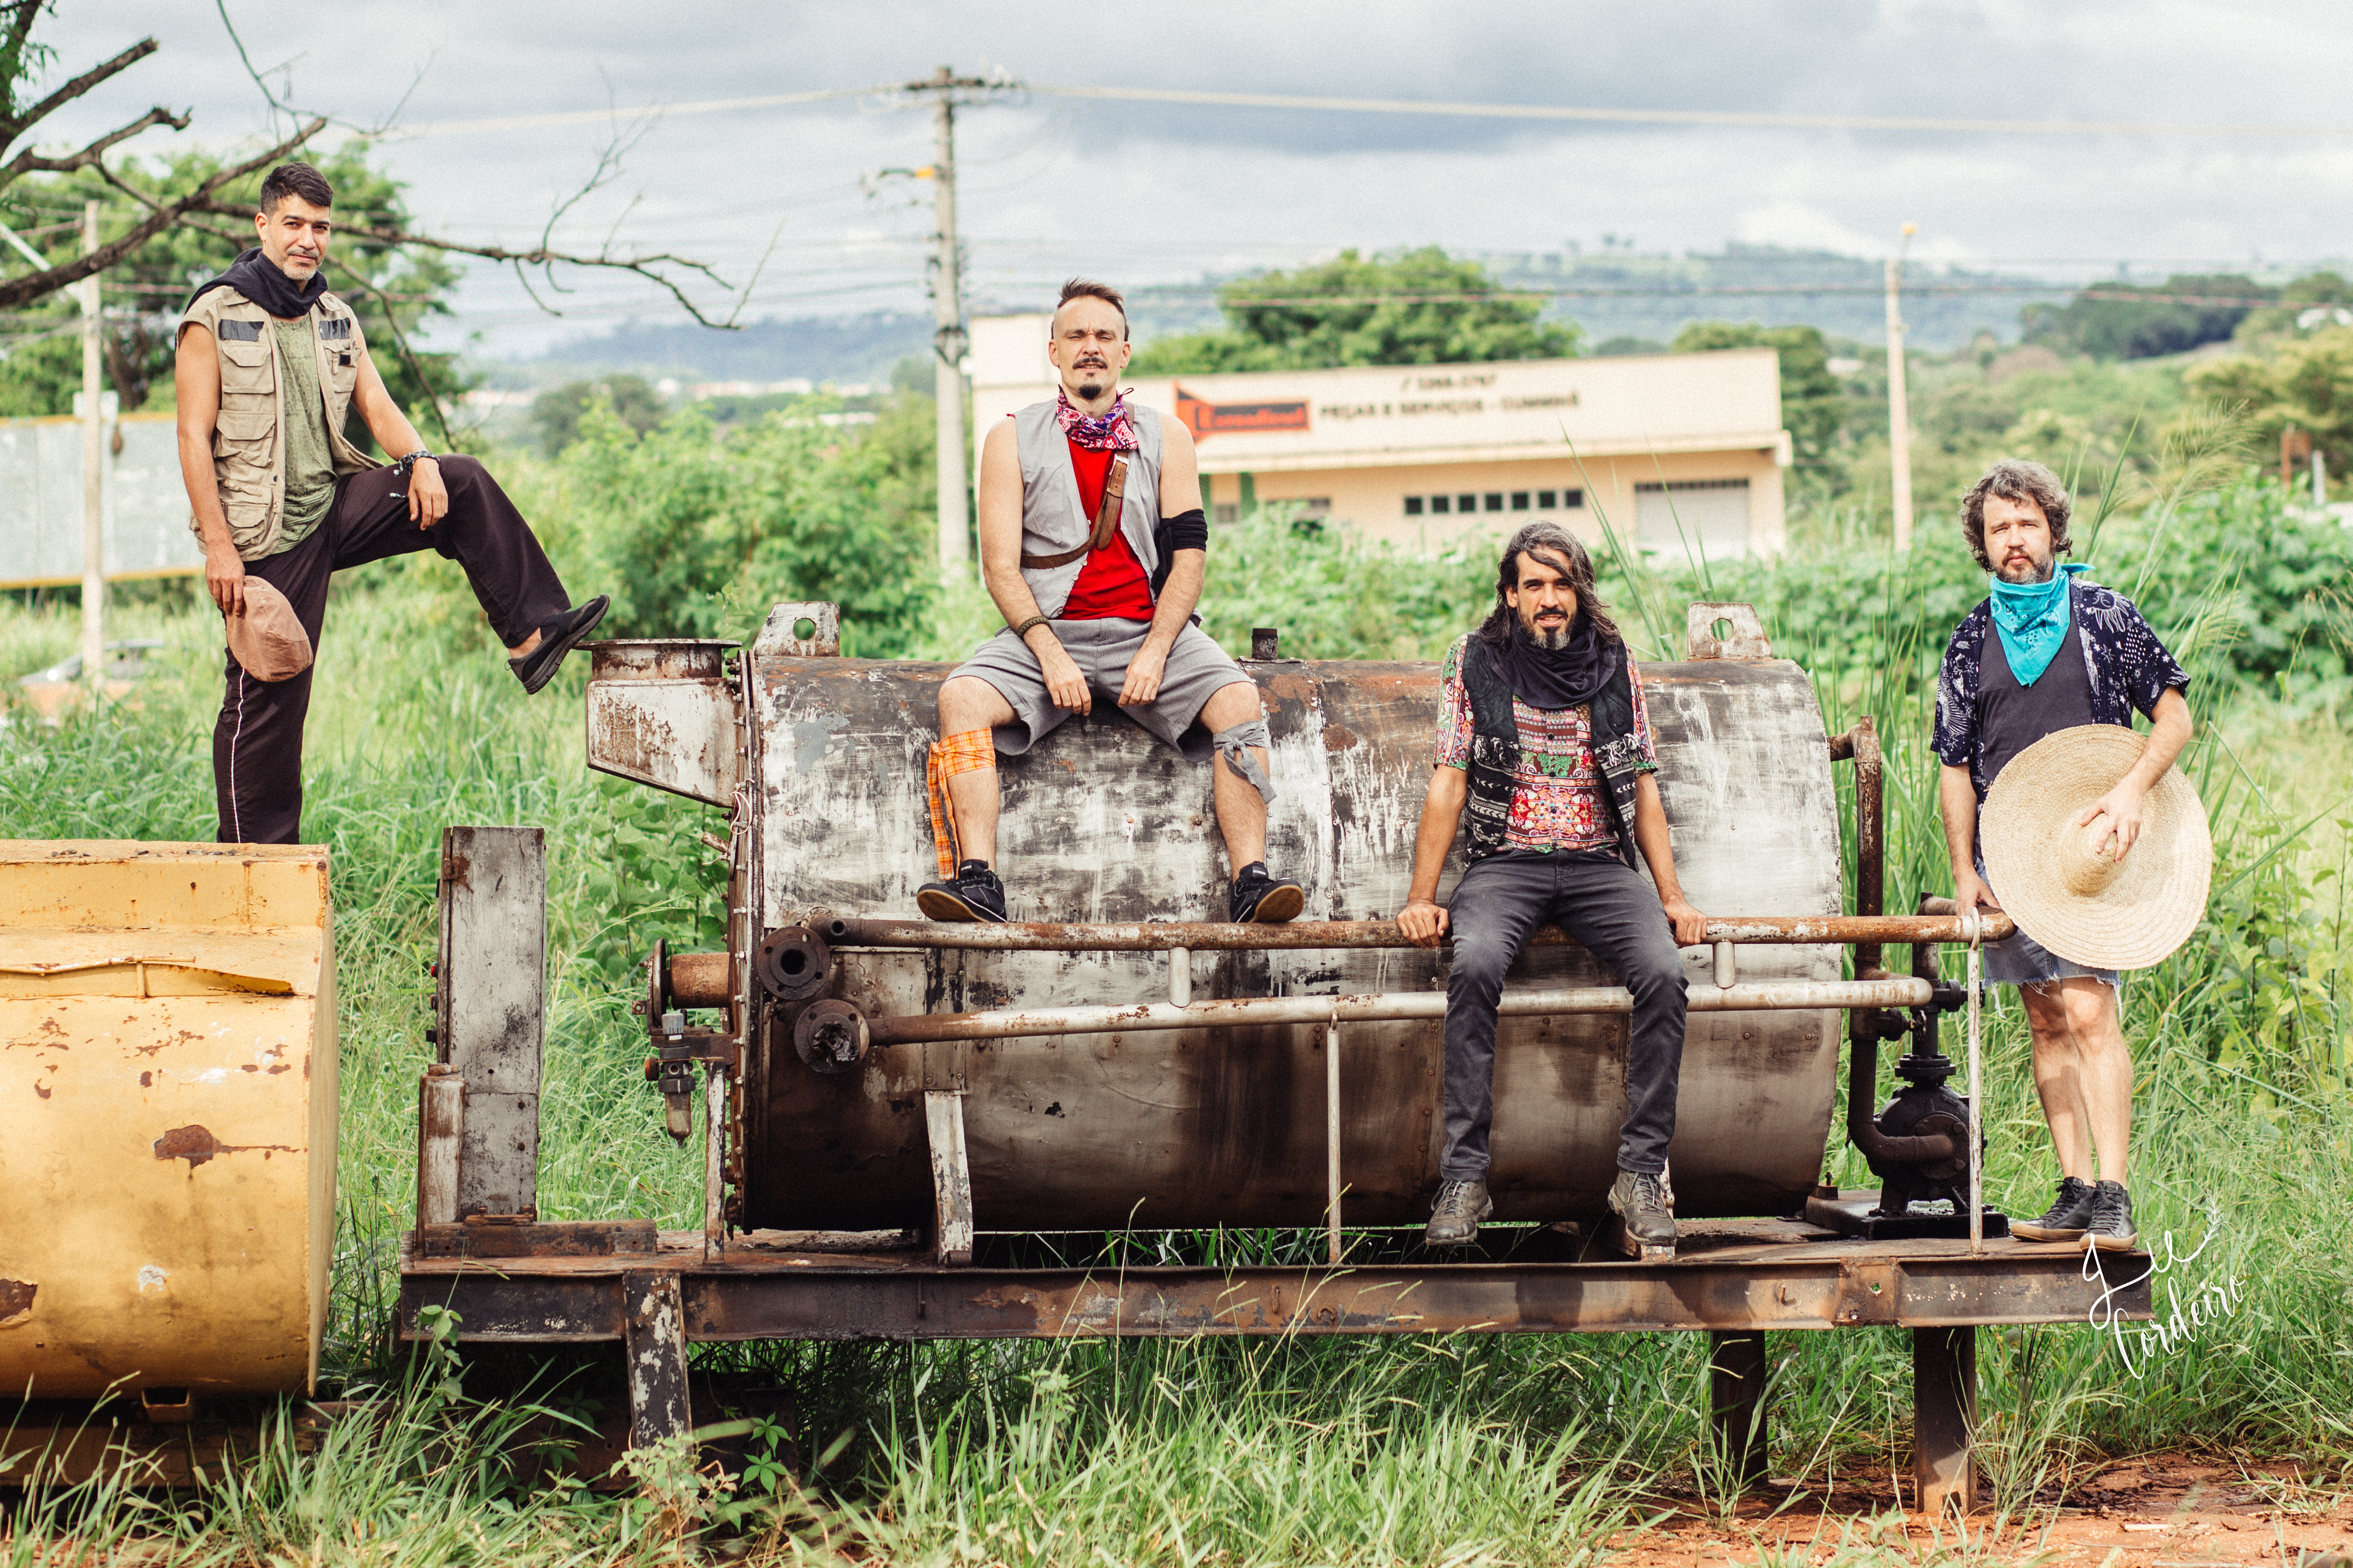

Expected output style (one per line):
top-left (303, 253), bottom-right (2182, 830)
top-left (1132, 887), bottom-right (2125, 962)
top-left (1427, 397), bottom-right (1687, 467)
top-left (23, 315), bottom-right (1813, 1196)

top-left (0, 842), bottom-right (337, 1397)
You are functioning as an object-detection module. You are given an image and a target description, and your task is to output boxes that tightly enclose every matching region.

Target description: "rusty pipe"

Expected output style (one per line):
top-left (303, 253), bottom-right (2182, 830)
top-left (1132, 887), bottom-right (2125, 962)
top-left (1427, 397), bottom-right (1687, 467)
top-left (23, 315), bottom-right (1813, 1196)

top-left (669, 951), bottom-right (731, 1008)
top-left (825, 913), bottom-right (2009, 954)
top-left (1829, 718), bottom-right (1886, 978)
top-left (864, 975), bottom-right (1933, 1046)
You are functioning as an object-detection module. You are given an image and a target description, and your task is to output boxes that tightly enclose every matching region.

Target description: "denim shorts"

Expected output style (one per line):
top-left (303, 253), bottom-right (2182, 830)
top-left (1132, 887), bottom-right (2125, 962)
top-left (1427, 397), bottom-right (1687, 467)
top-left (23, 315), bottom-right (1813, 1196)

top-left (1977, 853), bottom-right (2120, 989)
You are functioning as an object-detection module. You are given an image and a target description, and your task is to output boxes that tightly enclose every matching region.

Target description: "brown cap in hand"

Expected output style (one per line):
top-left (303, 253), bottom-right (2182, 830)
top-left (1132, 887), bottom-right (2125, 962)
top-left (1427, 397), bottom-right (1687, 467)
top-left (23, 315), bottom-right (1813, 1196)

top-left (224, 578), bottom-right (313, 682)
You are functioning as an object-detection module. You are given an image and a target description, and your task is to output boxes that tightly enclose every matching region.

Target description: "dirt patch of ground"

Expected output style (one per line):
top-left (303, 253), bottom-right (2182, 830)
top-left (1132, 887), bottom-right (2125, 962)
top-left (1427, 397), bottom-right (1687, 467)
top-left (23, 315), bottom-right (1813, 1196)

top-left (1604, 1455), bottom-right (2352, 1567)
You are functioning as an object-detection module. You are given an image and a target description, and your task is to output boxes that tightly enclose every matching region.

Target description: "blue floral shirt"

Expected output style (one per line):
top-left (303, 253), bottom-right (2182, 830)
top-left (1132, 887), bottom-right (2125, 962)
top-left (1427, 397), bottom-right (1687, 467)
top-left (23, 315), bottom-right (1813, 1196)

top-left (1935, 577), bottom-right (2190, 801)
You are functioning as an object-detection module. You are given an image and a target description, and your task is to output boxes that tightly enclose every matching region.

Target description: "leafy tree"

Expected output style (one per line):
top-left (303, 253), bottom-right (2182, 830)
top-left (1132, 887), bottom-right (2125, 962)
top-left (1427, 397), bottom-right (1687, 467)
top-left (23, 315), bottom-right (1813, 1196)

top-left (2229, 271), bottom-right (2353, 344)
top-left (2022, 274), bottom-right (2275, 360)
top-left (1, 144), bottom-right (469, 438)
top-left (531, 374), bottom-right (667, 457)
top-left (2185, 325), bottom-right (2353, 485)
top-left (1670, 320), bottom-right (1843, 468)
top-left (1133, 248), bottom-right (1580, 373)
top-left (557, 390), bottom-right (936, 654)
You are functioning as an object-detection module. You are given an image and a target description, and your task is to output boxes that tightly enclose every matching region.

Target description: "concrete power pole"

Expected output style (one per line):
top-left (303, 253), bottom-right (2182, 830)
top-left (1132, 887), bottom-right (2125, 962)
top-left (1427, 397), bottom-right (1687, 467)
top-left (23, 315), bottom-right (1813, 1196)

top-left (929, 71), bottom-right (968, 579)
top-left (78, 200), bottom-right (105, 692)
top-left (1884, 223), bottom-right (1917, 552)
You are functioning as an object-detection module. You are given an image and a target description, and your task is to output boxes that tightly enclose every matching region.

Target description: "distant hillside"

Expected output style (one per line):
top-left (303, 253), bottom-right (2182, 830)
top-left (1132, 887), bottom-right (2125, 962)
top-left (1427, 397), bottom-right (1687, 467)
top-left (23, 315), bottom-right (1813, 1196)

top-left (1109, 246), bottom-right (2079, 360)
top-left (1490, 245), bottom-right (2075, 351)
top-left (528, 311), bottom-right (931, 386)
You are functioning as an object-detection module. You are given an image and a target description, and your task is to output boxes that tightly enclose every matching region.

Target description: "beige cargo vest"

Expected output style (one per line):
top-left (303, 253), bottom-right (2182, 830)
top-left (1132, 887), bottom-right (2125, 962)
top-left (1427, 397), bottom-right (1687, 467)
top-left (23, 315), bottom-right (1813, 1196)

top-left (180, 286), bottom-right (381, 560)
top-left (1013, 399), bottom-right (1164, 617)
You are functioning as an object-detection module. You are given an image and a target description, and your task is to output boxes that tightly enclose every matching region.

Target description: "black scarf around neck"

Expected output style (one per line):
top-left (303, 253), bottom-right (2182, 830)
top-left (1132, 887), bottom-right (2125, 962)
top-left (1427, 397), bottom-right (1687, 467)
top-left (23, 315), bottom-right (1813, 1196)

top-left (1487, 611), bottom-right (1621, 711)
top-left (186, 248), bottom-right (327, 320)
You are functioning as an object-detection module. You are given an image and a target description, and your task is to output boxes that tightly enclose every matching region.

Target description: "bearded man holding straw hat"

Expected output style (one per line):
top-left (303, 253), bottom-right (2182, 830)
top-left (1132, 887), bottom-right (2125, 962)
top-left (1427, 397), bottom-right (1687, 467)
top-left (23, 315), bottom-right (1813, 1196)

top-left (1934, 458), bottom-right (2209, 1253)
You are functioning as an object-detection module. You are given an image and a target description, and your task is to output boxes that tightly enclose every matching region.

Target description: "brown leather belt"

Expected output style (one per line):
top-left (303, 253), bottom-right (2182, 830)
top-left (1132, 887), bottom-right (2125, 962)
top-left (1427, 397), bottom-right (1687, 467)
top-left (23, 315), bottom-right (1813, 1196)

top-left (1021, 455), bottom-right (1128, 569)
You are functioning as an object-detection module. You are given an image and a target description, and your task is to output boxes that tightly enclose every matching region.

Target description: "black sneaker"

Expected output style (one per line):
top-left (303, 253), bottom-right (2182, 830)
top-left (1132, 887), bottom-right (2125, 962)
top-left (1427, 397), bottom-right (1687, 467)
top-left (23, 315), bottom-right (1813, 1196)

top-left (918, 860), bottom-right (1007, 923)
top-left (2084, 1180), bottom-right (2137, 1252)
top-left (1608, 1169), bottom-right (1677, 1259)
top-left (2013, 1176), bottom-right (2097, 1243)
top-left (1425, 1179), bottom-right (1492, 1247)
top-left (1229, 861), bottom-right (1305, 924)
top-left (509, 595), bottom-right (610, 695)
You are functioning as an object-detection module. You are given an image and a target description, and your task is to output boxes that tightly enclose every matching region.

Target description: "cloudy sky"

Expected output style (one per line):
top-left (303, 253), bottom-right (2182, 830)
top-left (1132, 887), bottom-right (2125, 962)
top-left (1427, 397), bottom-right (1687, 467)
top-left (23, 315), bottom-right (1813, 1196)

top-left (28, 1), bottom-right (2353, 358)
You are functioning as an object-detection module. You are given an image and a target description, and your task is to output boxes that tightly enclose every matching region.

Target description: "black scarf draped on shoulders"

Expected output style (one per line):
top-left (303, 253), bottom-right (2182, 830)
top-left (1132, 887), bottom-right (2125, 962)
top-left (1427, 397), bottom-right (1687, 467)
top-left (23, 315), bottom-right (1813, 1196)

top-left (186, 249), bottom-right (327, 320)
top-left (1485, 611), bottom-right (1621, 711)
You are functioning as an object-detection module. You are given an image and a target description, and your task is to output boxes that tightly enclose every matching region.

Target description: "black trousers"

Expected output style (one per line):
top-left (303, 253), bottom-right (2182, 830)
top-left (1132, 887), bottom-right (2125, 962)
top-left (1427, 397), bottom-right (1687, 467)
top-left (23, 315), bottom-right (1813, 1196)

top-left (213, 456), bottom-right (571, 844)
top-left (1441, 848), bottom-right (1690, 1180)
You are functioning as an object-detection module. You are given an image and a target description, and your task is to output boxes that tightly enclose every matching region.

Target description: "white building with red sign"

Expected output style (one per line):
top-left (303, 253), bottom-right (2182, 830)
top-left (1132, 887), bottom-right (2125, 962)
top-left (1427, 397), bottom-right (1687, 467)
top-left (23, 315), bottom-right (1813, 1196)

top-left (969, 313), bottom-right (1794, 558)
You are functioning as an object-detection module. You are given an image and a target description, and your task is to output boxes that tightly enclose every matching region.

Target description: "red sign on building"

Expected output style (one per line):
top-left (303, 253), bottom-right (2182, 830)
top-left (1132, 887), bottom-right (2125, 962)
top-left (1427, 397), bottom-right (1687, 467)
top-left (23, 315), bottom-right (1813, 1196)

top-left (1175, 384), bottom-right (1310, 441)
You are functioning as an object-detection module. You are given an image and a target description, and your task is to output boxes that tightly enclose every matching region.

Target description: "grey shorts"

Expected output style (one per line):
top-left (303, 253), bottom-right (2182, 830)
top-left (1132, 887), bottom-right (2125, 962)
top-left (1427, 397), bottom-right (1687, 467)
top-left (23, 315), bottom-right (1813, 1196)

top-left (1977, 853), bottom-right (2120, 989)
top-left (951, 617), bottom-right (1252, 761)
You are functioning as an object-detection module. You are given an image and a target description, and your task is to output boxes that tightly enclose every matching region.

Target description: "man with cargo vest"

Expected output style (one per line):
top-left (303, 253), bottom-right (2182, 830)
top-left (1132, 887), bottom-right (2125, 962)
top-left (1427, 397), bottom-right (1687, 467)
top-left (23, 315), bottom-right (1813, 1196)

top-left (1395, 524), bottom-right (1707, 1255)
top-left (176, 162), bottom-right (608, 845)
top-left (919, 278), bottom-right (1303, 924)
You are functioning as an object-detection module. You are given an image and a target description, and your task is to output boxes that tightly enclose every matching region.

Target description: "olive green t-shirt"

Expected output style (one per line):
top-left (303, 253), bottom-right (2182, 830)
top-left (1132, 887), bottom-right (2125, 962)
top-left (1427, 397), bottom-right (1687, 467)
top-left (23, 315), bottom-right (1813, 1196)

top-left (270, 316), bottom-right (336, 554)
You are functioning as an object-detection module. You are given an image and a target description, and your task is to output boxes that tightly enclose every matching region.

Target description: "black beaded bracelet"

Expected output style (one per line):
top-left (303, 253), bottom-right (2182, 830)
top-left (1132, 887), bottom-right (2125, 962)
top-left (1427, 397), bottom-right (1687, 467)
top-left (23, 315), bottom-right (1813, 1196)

top-left (393, 448), bottom-right (435, 479)
top-left (1010, 615), bottom-right (1051, 640)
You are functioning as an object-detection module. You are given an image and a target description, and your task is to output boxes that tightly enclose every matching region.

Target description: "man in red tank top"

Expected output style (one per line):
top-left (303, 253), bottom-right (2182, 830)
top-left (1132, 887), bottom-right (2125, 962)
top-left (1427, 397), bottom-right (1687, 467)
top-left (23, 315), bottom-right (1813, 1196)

top-left (918, 280), bottom-right (1303, 926)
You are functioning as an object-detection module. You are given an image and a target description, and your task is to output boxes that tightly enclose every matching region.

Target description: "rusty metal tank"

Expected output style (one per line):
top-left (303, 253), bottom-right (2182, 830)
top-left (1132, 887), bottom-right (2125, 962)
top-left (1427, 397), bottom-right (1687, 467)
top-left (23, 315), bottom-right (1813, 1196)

top-left (587, 603), bottom-right (1847, 1234)
top-left (0, 842), bottom-right (338, 1397)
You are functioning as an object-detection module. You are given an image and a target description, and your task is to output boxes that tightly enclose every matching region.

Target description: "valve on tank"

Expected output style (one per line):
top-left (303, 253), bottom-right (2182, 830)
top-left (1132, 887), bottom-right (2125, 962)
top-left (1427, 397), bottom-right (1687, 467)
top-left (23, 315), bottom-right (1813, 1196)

top-left (1843, 910), bottom-right (2007, 1239)
top-left (633, 938), bottom-right (741, 1143)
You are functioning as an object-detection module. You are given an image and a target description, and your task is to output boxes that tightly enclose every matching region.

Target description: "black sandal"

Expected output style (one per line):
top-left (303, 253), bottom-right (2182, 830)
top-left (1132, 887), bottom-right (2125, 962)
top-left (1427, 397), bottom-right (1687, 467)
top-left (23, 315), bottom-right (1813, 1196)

top-left (509, 595), bottom-right (609, 694)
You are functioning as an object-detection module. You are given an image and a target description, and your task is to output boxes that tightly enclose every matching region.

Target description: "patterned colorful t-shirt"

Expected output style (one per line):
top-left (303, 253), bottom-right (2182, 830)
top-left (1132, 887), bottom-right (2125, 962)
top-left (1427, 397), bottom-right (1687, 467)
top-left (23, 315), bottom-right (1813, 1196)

top-left (1433, 632), bottom-right (1659, 852)
top-left (1934, 578), bottom-right (2191, 802)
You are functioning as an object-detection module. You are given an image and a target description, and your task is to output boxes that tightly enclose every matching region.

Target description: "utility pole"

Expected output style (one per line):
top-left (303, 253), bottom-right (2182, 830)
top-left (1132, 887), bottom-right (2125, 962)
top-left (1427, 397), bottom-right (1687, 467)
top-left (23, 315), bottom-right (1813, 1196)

top-left (881, 67), bottom-right (1017, 580)
top-left (78, 200), bottom-right (104, 694)
top-left (1884, 222), bottom-right (1917, 552)
top-left (928, 69), bottom-right (968, 579)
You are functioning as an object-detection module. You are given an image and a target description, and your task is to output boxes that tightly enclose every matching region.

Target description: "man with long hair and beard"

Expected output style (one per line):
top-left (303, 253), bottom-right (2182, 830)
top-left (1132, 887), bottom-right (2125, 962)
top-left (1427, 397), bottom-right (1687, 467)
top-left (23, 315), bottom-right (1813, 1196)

top-left (1397, 524), bottom-right (1705, 1253)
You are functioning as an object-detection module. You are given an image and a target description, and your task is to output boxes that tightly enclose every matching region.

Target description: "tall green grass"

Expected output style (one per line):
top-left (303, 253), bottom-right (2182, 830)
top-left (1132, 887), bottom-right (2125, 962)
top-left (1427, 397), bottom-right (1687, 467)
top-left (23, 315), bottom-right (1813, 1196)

top-left (2, 472), bottom-right (2347, 1559)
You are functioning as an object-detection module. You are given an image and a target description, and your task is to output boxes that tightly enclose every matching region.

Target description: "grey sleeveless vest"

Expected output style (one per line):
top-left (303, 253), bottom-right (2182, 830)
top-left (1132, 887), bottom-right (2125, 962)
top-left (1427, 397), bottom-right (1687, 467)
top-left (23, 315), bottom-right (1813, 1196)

top-left (1012, 400), bottom-right (1164, 618)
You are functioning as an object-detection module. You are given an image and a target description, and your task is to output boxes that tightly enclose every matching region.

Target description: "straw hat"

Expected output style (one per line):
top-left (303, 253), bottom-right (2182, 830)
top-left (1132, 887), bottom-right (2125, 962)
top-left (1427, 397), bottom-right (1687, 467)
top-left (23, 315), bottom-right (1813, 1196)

top-left (225, 579), bottom-right (313, 682)
top-left (1981, 724), bottom-right (2212, 970)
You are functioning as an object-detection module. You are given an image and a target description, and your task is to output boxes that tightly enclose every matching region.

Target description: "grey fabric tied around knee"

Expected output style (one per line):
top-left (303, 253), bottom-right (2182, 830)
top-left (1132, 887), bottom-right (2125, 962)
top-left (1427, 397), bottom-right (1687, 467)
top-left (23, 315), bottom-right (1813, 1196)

top-left (1211, 719), bottom-right (1277, 803)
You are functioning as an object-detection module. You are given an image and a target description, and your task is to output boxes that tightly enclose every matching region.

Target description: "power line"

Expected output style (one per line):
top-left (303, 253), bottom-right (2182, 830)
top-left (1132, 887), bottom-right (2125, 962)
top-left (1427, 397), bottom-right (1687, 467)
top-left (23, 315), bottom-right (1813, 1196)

top-left (1027, 84), bottom-right (2353, 139)
top-left (376, 80), bottom-right (2353, 143)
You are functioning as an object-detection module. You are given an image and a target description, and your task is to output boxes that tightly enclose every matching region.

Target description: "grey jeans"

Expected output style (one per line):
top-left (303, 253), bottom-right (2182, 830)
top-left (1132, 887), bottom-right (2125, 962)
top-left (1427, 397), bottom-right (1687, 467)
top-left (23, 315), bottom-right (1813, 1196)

top-left (1442, 848), bottom-right (1689, 1180)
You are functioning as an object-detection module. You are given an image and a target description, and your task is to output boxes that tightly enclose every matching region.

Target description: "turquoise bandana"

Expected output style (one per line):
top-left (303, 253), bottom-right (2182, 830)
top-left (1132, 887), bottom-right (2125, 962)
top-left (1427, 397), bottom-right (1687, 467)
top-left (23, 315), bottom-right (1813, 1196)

top-left (1988, 561), bottom-right (2087, 686)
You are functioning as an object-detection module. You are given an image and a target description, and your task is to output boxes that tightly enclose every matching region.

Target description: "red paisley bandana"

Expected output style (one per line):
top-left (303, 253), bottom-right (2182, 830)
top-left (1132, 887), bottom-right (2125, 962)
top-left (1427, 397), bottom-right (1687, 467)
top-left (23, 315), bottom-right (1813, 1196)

top-left (1055, 387), bottom-right (1138, 451)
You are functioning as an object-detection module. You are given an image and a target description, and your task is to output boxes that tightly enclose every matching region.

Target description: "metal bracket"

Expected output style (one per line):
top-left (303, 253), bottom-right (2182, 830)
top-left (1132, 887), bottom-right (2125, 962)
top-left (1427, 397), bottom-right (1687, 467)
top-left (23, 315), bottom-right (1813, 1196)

top-left (1834, 1258), bottom-right (1902, 1324)
top-left (753, 601), bottom-right (841, 657)
top-left (1685, 602), bottom-right (1773, 661)
top-left (922, 1036), bottom-right (970, 1094)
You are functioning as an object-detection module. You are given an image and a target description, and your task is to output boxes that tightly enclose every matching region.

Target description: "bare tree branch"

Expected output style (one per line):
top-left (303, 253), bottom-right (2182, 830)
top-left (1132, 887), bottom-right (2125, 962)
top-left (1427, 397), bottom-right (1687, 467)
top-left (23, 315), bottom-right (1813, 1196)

top-left (185, 197), bottom-right (738, 328)
top-left (0, 117), bottom-right (322, 311)
top-left (0, 36), bottom-right (159, 157)
top-left (3, 103), bottom-right (189, 183)
top-left (327, 248), bottom-right (456, 448)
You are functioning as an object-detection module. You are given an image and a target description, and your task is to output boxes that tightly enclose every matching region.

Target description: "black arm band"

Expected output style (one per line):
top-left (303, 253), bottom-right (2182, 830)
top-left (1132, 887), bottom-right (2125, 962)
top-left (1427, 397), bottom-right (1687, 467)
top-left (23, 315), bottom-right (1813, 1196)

top-left (1164, 508), bottom-right (1208, 553)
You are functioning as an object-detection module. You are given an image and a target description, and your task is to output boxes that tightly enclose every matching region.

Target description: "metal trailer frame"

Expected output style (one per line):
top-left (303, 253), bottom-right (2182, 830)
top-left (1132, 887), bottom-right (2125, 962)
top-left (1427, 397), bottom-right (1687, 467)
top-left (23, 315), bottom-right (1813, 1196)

top-left (398, 644), bottom-right (2155, 1518)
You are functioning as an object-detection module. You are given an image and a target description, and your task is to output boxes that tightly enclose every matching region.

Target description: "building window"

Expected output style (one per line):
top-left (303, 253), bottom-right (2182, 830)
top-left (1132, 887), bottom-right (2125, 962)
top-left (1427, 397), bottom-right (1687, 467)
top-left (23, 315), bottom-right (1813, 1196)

top-left (1214, 504), bottom-right (1239, 525)
top-left (1537, 490), bottom-right (1556, 509)
top-left (1430, 494), bottom-right (1450, 514)
top-left (1457, 493), bottom-right (1477, 513)
top-left (1562, 488), bottom-right (1584, 509)
top-left (1405, 495), bottom-right (1424, 516)
top-left (1483, 493), bottom-right (1504, 512)
top-left (1301, 498), bottom-right (1332, 516)
top-left (1510, 491), bottom-right (1530, 510)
